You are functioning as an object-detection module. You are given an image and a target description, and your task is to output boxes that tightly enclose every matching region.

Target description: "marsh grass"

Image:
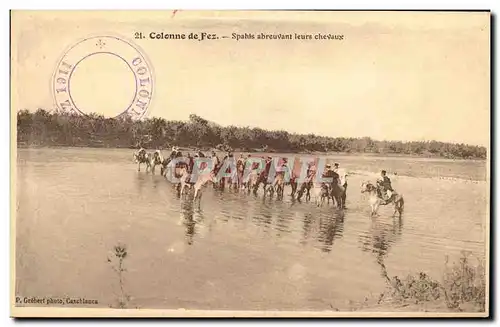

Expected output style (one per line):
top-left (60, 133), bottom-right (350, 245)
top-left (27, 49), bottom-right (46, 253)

top-left (375, 251), bottom-right (486, 312)
top-left (442, 252), bottom-right (486, 311)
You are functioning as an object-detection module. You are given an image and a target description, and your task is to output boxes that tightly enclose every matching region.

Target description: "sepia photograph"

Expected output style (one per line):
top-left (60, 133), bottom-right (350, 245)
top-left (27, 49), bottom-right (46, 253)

top-left (10, 10), bottom-right (490, 318)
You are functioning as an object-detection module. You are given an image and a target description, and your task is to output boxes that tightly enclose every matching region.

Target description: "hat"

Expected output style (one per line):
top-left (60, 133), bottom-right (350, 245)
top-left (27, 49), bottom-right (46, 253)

top-left (381, 170), bottom-right (387, 174)
top-left (334, 162), bottom-right (339, 166)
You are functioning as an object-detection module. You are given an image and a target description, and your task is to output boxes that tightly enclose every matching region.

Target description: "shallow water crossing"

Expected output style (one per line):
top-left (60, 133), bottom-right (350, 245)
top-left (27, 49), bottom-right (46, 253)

top-left (15, 148), bottom-right (487, 311)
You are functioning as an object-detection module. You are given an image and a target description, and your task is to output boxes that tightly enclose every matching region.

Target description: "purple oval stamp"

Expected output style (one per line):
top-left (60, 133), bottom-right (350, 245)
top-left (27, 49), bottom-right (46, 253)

top-left (52, 35), bottom-right (154, 120)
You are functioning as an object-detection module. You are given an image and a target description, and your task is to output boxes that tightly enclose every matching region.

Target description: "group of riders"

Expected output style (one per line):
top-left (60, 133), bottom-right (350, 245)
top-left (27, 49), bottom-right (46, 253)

top-left (134, 146), bottom-right (397, 207)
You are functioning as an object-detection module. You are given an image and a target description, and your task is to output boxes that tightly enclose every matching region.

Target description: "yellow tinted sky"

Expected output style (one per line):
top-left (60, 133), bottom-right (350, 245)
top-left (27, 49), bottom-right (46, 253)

top-left (11, 11), bottom-right (490, 146)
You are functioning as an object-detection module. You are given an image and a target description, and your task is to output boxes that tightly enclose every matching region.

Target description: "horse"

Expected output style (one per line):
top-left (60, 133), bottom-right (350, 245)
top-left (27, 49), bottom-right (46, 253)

top-left (163, 157), bottom-right (189, 191)
top-left (160, 157), bottom-right (171, 177)
top-left (236, 159), bottom-right (246, 190)
top-left (329, 181), bottom-right (346, 209)
top-left (192, 171), bottom-right (217, 201)
top-left (133, 150), bottom-right (151, 172)
top-left (177, 167), bottom-right (216, 202)
top-left (267, 171), bottom-right (286, 199)
top-left (244, 169), bottom-right (260, 194)
top-left (311, 182), bottom-right (330, 207)
top-left (214, 157), bottom-right (236, 191)
top-left (150, 150), bottom-right (164, 175)
top-left (337, 169), bottom-right (348, 207)
top-left (296, 180), bottom-right (313, 202)
top-left (296, 170), bottom-right (316, 201)
top-left (253, 160), bottom-right (274, 195)
top-left (360, 181), bottom-right (404, 217)
top-left (290, 176), bottom-right (298, 197)
top-left (229, 163), bottom-right (239, 191)
top-left (253, 171), bottom-right (271, 195)
top-left (178, 167), bottom-right (191, 197)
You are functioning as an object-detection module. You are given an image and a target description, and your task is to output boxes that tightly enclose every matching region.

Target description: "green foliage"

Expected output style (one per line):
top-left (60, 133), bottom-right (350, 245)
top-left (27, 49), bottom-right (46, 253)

top-left (17, 109), bottom-right (487, 159)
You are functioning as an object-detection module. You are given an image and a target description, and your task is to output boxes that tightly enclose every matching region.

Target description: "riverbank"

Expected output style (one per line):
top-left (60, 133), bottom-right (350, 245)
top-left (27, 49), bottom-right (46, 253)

top-left (16, 144), bottom-right (488, 163)
top-left (16, 109), bottom-right (487, 160)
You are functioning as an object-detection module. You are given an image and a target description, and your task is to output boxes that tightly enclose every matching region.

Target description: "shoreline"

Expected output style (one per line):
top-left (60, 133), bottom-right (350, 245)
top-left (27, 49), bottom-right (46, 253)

top-left (15, 145), bottom-right (487, 163)
top-left (16, 145), bottom-right (487, 182)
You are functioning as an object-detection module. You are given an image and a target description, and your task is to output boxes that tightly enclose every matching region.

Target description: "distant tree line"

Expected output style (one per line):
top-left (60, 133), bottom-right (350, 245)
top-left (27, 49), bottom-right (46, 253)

top-left (16, 109), bottom-right (487, 160)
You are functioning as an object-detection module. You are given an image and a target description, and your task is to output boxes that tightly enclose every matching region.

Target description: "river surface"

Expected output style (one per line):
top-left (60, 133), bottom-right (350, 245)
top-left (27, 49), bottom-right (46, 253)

top-left (15, 148), bottom-right (488, 311)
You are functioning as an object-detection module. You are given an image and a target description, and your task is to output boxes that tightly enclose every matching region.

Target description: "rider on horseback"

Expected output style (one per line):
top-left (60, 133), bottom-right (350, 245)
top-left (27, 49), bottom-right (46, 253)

top-left (321, 164), bottom-right (337, 183)
top-left (322, 164), bottom-right (338, 179)
top-left (306, 161), bottom-right (316, 182)
top-left (137, 147), bottom-right (147, 161)
top-left (274, 158), bottom-right (288, 182)
top-left (334, 162), bottom-right (348, 204)
top-left (237, 154), bottom-right (245, 169)
top-left (322, 163), bottom-right (340, 193)
top-left (377, 170), bottom-right (394, 204)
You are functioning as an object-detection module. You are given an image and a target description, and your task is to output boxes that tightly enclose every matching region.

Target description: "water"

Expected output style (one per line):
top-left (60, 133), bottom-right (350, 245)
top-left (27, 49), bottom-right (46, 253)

top-left (15, 148), bottom-right (488, 311)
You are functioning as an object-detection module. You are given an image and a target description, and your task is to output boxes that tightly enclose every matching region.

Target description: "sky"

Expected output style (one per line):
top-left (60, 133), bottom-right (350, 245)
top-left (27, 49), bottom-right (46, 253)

top-left (11, 11), bottom-right (490, 146)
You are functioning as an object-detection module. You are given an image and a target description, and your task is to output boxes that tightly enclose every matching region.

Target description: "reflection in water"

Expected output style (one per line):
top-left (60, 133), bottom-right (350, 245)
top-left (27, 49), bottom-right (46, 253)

top-left (253, 199), bottom-right (273, 231)
top-left (359, 217), bottom-right (404, 262)
top-left (301, 213), bottom-right (314, 246)
top-left (261, 211), bottom-right (273, 233)
top-left (316, 211), bottom-right (345, 253)
top-left (275, 207), bottom-right (293, 237)
top-left (358, 217), bottom-right (404, 282)
top-left (134, 173), bottom-right (148, 194)
top-left (180, 199), bottom-right (206, 245)
top-left (151, 175), bottom-right (162, 189)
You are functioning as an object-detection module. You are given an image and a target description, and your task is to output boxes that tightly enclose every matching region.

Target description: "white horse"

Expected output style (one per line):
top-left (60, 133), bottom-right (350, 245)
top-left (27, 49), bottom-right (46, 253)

top-left (360, 181), bottom-right (404, 217)
top-left (193, 170), bottom-right (217, 201)
top-left (178, 167), bottom-right (191, 197)
top-left (178, 167), bottom-right (216, 202)
top-left (243, 169), bottom-right (260, 194)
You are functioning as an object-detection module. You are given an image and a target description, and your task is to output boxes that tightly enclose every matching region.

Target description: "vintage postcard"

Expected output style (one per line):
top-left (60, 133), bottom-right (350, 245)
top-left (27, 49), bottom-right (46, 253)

top-left (10, 10), bottom-right (490, 318)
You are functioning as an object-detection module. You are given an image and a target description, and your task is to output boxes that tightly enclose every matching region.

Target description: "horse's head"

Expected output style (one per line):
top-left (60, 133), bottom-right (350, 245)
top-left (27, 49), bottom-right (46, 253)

top-left (361, 181), bottom-right (376, 193)
top-left (320, 184), bottom-right (330, 196)
top-left (320, 183), bottom-right (330, 192)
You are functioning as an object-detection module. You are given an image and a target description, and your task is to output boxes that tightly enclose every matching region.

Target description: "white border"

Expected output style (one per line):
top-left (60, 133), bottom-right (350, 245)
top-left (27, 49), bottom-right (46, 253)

top-left (3, 1), bottom-right (498, 326)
